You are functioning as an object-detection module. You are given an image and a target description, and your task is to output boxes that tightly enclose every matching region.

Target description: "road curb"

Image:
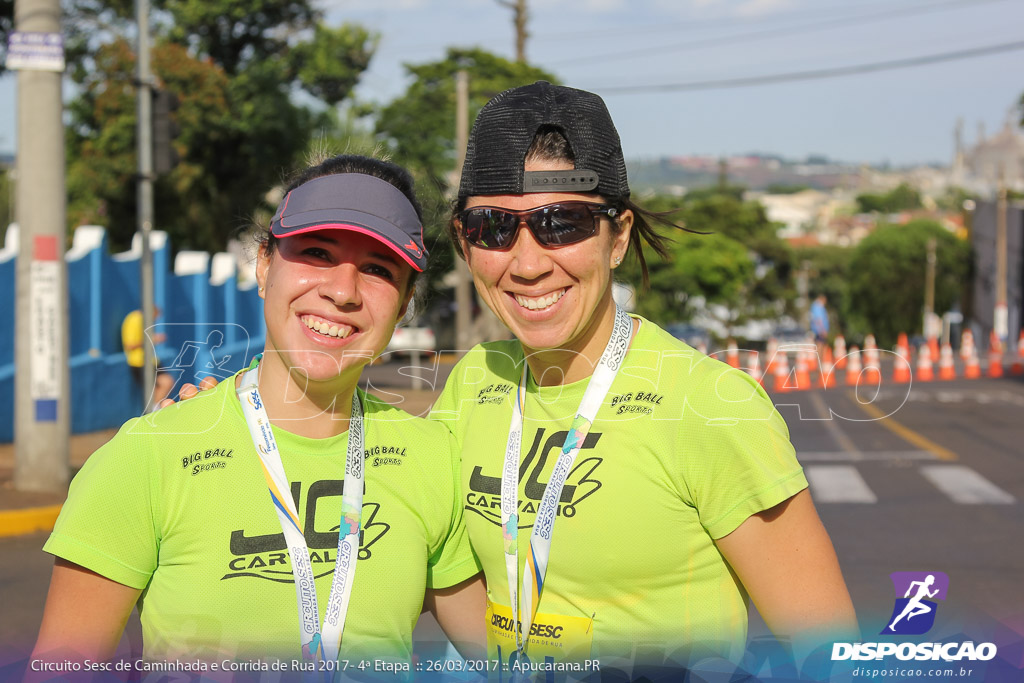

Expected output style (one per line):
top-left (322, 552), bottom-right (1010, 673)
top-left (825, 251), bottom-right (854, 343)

top-left (0, 505), bottom-right (62, 538)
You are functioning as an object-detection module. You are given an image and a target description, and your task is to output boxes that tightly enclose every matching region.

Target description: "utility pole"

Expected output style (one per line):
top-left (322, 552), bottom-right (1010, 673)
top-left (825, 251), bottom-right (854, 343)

top-left (136, 0), bottom-right (157, 409)
top-left (924, 237), bottom-right (937, 337)
top-left (453, 70), bottom-right (472, 356)
top-left (12, 0), bottom-right (70, 492)
top-left (994, 177), bottom-right (1008, 341)
top-left (796, 260), bottom-right (810, 330)
top-left (496, 0), bottom-right (528, 62)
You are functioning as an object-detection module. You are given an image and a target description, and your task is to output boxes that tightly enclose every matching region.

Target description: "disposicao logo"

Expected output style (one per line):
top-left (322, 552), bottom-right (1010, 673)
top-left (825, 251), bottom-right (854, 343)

top-left (831, 571), bottom-right (998, 663)
top-left (882, 571), bottom-right (948, 635)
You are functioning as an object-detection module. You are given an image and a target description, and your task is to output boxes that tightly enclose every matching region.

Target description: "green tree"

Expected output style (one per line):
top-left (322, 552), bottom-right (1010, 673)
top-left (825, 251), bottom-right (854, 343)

top-left (617, 230), bottom-right (754, 327)
top-left (0, 0), bottom-right (12, 76)
top-left (679, 189), bottom-right (794, 320)
top-left (855, 182), bottom-right (922, 214)
top-left (0, 168), bottom-right (11, 237)
top-left (612, 190), bottom-right (791, 331)
top-left (848, 219), bottom-right (971, 347)
top-left (375, 48), bottom-right (555, 203)
top-left (791, 244), bottom-right (857, 339)
top-left (764, 184), bottom-right (810, 195)
top-left (375, 48), bottom-right (555, 297)
top-left (63, 0), bottom-right (376, 251)
top-left (935, 186), bottom-right (975, 212)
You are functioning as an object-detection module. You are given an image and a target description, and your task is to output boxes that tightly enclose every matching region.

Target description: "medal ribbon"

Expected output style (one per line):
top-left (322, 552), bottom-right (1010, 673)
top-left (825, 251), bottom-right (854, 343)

top-left (500, 307), bottom-right (633, 655)
top-left (237, 355), bottom-right (364, 664)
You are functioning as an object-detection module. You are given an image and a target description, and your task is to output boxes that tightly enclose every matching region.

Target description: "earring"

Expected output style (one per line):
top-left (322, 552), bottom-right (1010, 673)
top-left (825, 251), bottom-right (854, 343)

top-left (614, 257), bottom-right (622, 266)
top-left (258, 286), bottom-right (265, 294)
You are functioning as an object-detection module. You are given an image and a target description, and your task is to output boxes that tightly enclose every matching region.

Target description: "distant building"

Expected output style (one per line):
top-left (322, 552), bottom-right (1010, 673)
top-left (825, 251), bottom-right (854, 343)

top-left (753, 188), bottom-right (861, 244)
top-left (953, 110), bottom-right (1024, 194)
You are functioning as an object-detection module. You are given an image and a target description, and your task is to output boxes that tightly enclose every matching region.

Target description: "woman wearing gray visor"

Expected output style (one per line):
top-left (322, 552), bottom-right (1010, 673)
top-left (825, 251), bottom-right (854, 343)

top-left (31, 155), bottom-right (485, 668)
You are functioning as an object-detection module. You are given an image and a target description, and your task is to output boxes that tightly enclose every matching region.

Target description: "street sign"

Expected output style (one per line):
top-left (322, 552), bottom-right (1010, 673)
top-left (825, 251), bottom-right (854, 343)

top-left (5, 32), bottom-right (65, 72)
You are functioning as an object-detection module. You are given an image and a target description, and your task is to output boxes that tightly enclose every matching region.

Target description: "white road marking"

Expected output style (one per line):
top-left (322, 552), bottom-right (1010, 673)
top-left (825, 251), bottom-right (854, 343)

top-left (799, 450), bottom-right (937, 461)
top-left (920, 465), bottom-right (1016, 504)
top-left (806, 465), bottom-right (878, 503)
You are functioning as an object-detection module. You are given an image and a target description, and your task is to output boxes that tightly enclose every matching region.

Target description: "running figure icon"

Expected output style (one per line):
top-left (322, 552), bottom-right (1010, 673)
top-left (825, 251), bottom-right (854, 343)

top-left (888, 574), bottom-right (939, 631)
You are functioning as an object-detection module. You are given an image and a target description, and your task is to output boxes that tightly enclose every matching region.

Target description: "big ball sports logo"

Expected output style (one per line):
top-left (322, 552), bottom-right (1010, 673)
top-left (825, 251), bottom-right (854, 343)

top-left (882, 571), bottom-right (949, 636)
top-left (832, 571), bottom-right (998, 663)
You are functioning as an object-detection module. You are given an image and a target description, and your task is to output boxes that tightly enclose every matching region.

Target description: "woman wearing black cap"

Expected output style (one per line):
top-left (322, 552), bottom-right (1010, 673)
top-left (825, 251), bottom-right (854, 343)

top-left (434, 82), bottom-right (858, 675)
top-left (31, 155), bottom-right (484, 668)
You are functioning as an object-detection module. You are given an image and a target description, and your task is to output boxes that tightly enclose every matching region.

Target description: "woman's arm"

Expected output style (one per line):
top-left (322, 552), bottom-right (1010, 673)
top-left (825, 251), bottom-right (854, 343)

top-left (31, 558), bottom-right (141, 664)
top-left (715, 489), bottom-right (859, 657)
top-left (423, 573), bottom-right (487, 660)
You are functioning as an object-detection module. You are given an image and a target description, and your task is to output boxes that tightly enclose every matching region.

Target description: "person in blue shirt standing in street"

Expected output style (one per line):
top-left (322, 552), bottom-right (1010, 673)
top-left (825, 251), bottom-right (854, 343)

top-left (810, 293), bottom-right (830, 357)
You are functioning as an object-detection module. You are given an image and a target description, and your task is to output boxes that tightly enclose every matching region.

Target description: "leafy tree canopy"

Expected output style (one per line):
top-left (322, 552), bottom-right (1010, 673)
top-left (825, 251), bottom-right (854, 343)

top-left (62, 0), bottom-right (376, 251)
top-left (848, 219), bottom-right (970, 346)
top-left (616, 228), bottom-right (754, 327)
top-left (764, 183), bottom-right (810, 195)
top-left (374, 48), bottom-right (555, 294)
top-left (375, 48), bottom-right (555, 204)
top-left (791, 244), bottom-right (856, 340)
top-left (855, 182), bottom-right (922, 214)
top-left (0, 0), bottom-right (12, 76)
top-left (614, 190), bottom-right (793, 328)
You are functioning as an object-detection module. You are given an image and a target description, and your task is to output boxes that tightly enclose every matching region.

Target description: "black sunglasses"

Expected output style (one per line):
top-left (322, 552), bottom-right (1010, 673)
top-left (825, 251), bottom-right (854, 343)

top-left (456, 202), bottom-right (619, 250)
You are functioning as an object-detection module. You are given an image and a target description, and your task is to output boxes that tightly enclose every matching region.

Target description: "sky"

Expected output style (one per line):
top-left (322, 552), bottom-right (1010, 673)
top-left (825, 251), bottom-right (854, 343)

top-left (1, 0), bottom-right (1022, 166)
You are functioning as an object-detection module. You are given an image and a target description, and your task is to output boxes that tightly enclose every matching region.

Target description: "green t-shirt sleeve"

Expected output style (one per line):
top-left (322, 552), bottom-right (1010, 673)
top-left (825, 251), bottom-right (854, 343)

top-left (678, 365), bottom-right (808, 540)
top-left (425, 430), bottom-right (481, 589)
top-left (43, 421), bottom-right (160, 590)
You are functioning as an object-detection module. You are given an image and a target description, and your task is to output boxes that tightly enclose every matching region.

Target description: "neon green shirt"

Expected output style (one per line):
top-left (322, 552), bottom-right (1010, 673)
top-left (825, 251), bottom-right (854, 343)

top-left (430, 316), bottom-right (807, 668)
top-left (45, 372), bottom-right (478, 663)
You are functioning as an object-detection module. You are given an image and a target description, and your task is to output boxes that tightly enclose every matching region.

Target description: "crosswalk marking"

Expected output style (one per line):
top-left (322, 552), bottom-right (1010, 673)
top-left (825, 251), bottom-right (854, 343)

top-left (804, 464), bottom-right (1018, 505)
top-left (920, 465), bottom-right (1016, 504)
top-left (805, 465), bottom-right (878, 503)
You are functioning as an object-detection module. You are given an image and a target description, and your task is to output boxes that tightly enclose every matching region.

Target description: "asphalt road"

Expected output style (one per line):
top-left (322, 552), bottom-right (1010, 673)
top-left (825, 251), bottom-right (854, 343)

top-left (768, 375), bottom-right (1024, 649)
top-left (1, 371), bottom-right (1021, 678)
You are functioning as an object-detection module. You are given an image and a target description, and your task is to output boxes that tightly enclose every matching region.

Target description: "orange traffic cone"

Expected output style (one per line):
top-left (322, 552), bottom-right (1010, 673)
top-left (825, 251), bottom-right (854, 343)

top-left (819, 345), bottom-right (837, 388)
top-left (863, 335), bottom-right (881, 384)
top-left (1012, 331), bottom-right (1024, 375)
top-left (927, 335), bottom-right (940, 364)
top-left (765, 338), bottom-right (780, 375)
top-left (746, 350), bottom-right (763, 385)
top-left (834, 335), bottom-right (847, 370)
top-left (960, 330), bottom-right (975, 362)
top-left (893, 334), bottom-right (912, 383)
top-left (988, 331), bottom-right (1004, 378)
top-left (964, 344), bottom-right (981, 379)
top-left (846, 346), bottom-right (862, 386)
top-left (938, 343), bottom-right (957, 380)
top-left (893, 343), bottom-right (912, 383)
top-left (726, 339), bottom-right (740, 369)
top-left (794, 349), bottom-right (811, 390)
top-left (916, 343), bottom-right (934, 382)
top-left (773, 351), bottom-right (791, 393)
top-left (806, 343), bottom-right (820, 371)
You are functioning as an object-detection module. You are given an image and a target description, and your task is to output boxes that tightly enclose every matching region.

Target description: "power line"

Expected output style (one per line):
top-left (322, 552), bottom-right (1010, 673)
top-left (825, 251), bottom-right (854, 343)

top-left (359, 0), bottom-right (939, 58)
top-left (548, 0), bottom-right (1008, 67)
top-left (588, 39), bottom-right (1024, 94)
top-left (534, 0), bottom-right (961, 41)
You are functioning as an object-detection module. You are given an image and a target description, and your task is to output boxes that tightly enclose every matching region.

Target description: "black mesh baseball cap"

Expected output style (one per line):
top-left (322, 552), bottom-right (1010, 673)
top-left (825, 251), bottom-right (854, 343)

top-left (457, 81), bottom-right (630, 202)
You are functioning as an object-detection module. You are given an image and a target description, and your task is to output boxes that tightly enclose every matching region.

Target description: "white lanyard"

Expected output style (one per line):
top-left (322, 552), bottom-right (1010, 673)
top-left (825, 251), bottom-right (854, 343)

top-left (501, 307), bottom-right (633, 656)
top-left (237, 357), bottom-right (364, 664)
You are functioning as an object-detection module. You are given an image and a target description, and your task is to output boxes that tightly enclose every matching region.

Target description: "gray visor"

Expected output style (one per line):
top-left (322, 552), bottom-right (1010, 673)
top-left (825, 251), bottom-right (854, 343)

top-left (271, 173), bottom-right (426, 271)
